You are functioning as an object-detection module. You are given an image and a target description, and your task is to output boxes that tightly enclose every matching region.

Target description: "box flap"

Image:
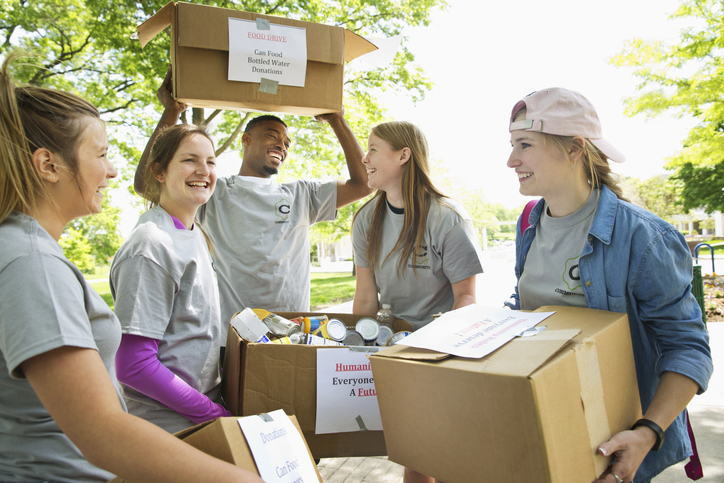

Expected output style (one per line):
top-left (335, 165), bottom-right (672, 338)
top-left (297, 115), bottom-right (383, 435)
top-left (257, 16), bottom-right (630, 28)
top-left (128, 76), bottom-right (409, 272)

top-left (137, 1), bottom-right (174, 48)
top-left (373, 328), bottom-right (581, 377)
top-left (344, 29), bottom-right (378, 62)
top-left (174, 2), bottom-right (353, 65)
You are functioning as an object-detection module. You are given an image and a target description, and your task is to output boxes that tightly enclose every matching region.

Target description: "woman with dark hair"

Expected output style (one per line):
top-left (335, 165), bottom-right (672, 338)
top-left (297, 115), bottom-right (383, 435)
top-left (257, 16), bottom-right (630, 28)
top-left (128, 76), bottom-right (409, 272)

top-left (506, 87), bottom-right (712, 483)
top-left (352, 121), bottom-right (483, 483)
top-left (110, 123), bottom-right (230, 433)
top-left (0, 54), bottom-right (262, 482)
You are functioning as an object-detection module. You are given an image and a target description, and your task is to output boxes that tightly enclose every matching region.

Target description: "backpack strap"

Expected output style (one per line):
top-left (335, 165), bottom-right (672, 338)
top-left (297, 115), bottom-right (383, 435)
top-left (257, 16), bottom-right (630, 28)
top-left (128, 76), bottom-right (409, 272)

top-left (520, 199), bottom-right (539, 234)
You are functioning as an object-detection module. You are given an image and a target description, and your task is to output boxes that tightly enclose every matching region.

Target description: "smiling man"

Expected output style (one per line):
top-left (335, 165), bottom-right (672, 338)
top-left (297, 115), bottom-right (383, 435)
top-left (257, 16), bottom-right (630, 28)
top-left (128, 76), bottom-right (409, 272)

top-left (135, 71), bottom-right (372, 343)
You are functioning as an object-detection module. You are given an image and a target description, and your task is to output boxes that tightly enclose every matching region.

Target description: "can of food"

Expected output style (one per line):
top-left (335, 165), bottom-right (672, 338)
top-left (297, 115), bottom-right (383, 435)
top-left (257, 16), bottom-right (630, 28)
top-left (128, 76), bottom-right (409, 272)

top-left (355, 317), bottom-right (380, 345)
top-left (312, 317), bottom-right (347, 341)
top-left (375, 325), bottom-right (395, 347)
top-left (386, 331), bottom-right (412, 346)
top-left (302, 315), bottom-right (328, 334)
top-left (263, 312), bottom-right (301, 337)
top-left (271, 336), bottom-right (293, 344)
top-left (343, 329), bottom-right (365, 347)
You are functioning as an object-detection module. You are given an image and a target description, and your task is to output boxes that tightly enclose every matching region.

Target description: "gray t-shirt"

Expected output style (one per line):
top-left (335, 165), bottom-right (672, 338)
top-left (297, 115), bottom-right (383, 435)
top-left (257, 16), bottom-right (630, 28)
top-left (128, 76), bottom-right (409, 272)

top-left (110, 206), bottom-right (223, 434)
top-left (197, 176), bottom-right (337, 337)
top-left (353, 197), bottom-right (484, 329)
top-left (0, 212), bottom-right (123, 483)
top-left (519, 190), bottom-right (599, 310)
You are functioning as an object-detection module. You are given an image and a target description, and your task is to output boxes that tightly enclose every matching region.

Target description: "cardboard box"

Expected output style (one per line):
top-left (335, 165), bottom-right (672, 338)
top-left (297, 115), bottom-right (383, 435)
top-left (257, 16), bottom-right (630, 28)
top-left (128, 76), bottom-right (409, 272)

top-left (137, 1), bottom-right (377, 116)
top-left (222, 312), bottom-right (413, 458)
top-left (370, 306), bottom-right (643, 483)
top-left (108, 415), bottom-right (321, 482)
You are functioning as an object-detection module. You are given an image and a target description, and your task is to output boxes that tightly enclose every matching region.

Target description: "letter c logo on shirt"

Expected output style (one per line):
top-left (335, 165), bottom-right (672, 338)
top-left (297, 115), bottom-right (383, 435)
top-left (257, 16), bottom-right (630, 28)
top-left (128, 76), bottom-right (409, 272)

top-left (275, 199), bottom-right (292, 220)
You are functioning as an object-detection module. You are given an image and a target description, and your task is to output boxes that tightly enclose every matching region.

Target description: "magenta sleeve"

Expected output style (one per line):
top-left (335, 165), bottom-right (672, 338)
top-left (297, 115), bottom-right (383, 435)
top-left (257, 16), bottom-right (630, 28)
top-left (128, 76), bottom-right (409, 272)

top-left (115, 333), bottom-right (231, 424)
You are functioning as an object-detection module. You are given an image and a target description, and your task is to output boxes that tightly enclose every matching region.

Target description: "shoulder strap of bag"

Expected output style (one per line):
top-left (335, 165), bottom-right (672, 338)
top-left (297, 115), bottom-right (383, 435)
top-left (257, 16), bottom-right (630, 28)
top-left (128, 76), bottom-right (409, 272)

top-left (520, 199), bottom-right (539, 234)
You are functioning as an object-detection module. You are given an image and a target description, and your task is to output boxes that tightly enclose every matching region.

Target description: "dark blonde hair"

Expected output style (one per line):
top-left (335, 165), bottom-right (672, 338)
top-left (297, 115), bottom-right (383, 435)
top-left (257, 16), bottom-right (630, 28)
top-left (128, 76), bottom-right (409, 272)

top-left (142, 124), bottom-right (215, 207)
top-left (0, 53), bottom-right (100, 223)
top-left (353, 121), bottom-right (448, 277)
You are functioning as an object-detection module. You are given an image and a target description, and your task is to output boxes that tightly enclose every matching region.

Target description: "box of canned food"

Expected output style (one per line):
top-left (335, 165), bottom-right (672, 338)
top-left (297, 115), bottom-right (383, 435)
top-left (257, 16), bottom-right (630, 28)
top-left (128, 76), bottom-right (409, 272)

top-left (221, 311), bottom-right (413, 458)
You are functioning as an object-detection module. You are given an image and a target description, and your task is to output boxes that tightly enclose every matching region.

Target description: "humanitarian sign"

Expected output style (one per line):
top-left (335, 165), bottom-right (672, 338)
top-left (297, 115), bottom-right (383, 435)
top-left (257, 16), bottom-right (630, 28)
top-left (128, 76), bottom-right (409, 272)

top-left (315, 348), bottom-right (383, 435)
top-left (228, 18), bottom-right (307, 87)
top-left (397, 305), bottom-right (555, 358)
top-left (237, 410), bottom-right (319, 483)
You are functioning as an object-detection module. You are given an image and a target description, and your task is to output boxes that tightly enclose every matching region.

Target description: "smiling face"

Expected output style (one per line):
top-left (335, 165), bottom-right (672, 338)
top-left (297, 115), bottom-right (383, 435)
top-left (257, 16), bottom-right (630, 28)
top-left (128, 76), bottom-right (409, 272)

top-left (157, 133), bottom-right (216, 224)
top-left (507, 112), bottom-right (571, 200)
top-left (57, 117), bottom-right (116, 220)
top-left (362, 133), bottom-right (408, 195)
top-left (240, 120), bottom-right (291, 177)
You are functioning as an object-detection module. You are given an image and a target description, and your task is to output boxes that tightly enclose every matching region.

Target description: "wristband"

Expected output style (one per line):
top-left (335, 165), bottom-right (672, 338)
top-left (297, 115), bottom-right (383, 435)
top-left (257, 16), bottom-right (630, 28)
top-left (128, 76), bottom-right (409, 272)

top-left (632, 418), bottom-right (665, 451)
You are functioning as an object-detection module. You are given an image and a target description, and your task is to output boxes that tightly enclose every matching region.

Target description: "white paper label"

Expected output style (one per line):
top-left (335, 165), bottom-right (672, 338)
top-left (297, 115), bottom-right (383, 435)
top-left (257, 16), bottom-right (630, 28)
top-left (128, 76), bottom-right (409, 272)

top-left (397, 305), bottom-right (555, 358)
top-left (237, 410), bottom-right (319, 483)
top-left (228, 18), bottom-right (307, 87)
top-left (315, 348), bottom-right (382, 434)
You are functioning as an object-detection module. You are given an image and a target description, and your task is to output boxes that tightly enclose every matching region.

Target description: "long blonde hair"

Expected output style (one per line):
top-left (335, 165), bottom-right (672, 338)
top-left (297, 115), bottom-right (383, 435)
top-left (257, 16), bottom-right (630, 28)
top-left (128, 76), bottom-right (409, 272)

top-left (0, 53), bottom-right (100, 224)
top-left (353, 121), bottom-right (447, 277)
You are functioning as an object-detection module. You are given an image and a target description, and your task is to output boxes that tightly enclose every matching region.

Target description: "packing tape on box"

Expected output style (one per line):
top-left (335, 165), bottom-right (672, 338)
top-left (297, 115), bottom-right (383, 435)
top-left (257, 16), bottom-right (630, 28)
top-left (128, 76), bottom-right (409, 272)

top-left (256, 18), bottom-right (271, 30)
top-left (260, 78), bottom-right (279, 95)
top-left (574, 338), bottom-right (611, 477)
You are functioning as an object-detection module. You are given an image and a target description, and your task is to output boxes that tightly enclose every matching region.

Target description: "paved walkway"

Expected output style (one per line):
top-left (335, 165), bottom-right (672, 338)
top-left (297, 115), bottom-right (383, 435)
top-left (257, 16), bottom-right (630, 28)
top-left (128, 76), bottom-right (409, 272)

top-left (314, 247), bottom-right (724, 482)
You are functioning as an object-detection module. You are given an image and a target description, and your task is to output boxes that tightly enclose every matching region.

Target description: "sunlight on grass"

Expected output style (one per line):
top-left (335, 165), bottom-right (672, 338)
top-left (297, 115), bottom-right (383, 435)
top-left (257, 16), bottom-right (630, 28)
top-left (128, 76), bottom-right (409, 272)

top-left (87, 271), bottom-right (355, 312)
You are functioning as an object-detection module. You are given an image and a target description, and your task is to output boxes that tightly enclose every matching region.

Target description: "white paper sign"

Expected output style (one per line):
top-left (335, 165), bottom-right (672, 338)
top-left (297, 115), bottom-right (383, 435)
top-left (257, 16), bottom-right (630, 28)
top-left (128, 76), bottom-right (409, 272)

top-left (228, 18), bottom-right (307, 87)
top-left (397, 305), bottom-right (555, 358)
top-left (315, 348), bottom-right (382, 434)
top-left (237, 409), bottom-right (319, 483)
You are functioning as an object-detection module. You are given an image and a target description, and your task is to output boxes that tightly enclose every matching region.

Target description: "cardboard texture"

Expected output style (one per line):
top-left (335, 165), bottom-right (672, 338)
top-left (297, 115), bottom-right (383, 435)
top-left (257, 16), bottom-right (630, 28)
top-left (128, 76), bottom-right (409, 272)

top-left (370, 306), bottom-right (643, 483)
top-left (137, 1), bottom-right (377, 116)
top-left (108, 415), bottom-right (321, 482)
top-left (222, 312), bottom-right (413, 458)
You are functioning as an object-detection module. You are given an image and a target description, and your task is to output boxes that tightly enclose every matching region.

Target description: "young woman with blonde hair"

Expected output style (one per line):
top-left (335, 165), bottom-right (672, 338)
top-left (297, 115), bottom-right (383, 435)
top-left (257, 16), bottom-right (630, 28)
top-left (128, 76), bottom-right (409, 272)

top-left (506, 87), bottom-right (712, 483)
top-left (0, 54), bottom-right (262, 483)
top-left (352, 120), bottom-right (483, 483)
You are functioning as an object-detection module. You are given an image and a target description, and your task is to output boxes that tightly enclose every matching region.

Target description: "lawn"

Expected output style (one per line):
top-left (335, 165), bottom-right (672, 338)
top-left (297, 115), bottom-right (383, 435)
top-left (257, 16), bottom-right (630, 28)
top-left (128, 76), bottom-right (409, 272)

top-left (87, 271), bottom-right (356, 312)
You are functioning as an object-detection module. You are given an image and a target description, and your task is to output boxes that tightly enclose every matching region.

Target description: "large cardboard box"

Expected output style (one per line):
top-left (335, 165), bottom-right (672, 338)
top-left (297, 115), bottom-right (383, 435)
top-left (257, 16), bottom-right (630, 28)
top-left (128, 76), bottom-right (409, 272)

top-left (108, 415), bottom-right (321, 482)
top-left (222, 311), bottom-right (413, 458)
top-left (370, 306), bottom-right (643, 483)
top-left (137, 1), bottom-right (377, 116)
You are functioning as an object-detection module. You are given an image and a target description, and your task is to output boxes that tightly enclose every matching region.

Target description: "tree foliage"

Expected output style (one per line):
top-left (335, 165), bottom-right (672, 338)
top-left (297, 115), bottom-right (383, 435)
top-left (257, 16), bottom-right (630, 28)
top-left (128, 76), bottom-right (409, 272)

top-left (610, 0), bottom-right (724, 213)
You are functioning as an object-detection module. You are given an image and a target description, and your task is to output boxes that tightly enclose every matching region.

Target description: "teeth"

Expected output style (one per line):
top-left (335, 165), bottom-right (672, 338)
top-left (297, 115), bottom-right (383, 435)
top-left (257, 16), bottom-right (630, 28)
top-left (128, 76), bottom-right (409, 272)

top-left (367, 169), bottom-right (376, 174)
top-left (188, 182), bottom-right (207, 187)
top-left (518, 172), bottom-right (532, 179)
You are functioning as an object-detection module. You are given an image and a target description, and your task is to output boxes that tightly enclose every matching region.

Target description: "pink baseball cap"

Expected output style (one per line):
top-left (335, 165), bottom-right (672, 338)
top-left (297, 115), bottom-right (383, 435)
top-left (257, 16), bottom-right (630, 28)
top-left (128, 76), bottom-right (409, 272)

top-left (509, 87), bottom-right (625, 163)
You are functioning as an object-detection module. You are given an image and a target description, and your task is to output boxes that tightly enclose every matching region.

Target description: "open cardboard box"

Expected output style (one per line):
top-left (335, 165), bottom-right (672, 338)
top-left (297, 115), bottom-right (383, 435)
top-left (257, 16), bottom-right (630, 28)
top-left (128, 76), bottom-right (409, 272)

top-left (370, 306), bottom-right (643, 483)
top-left (137, 1), bottom-right (377, 116)
top-left (108, 415), bottom-right (321, 482)
top-left (222, 311), bottom-right (413, 458)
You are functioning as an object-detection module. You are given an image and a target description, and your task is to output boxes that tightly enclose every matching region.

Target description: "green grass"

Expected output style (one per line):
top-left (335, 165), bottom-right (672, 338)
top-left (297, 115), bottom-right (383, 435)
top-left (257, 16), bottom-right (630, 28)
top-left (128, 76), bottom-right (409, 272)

top-left (87, 271), bottom-right (356, 312)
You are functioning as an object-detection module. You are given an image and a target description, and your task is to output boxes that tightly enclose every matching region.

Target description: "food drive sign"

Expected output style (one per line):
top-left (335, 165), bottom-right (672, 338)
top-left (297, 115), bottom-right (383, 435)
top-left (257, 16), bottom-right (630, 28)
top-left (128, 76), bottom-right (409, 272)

top-left (228, 18), bottom-right (307, 87)
top-left (315, 348), bottom-right (383, 434)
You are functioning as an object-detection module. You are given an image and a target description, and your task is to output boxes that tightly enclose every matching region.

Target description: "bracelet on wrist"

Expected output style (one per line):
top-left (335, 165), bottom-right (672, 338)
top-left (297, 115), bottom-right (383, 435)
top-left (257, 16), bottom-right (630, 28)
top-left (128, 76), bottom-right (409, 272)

top-left (631, 418), bottom-right (665, 451)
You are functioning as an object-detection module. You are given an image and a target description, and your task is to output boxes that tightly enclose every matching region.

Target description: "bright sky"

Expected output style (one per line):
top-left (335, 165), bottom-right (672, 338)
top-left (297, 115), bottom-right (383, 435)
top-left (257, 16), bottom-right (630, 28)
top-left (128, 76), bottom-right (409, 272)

top-left (371, 0), bottom-right (699, 208)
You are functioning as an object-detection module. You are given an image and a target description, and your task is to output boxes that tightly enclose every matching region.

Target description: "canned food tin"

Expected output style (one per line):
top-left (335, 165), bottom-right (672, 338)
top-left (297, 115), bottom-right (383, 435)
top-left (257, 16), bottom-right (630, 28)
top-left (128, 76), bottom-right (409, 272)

top-left (262, 312), bottom-right (301, 337)
top-left (355, 317), bottom-right (380, 344)
top-left (312, 317), bottom-right (347, 341)
top-left (375, 325), bottom-right (395, 347)
top-left (271, 336), bottom-right (293, 344)
top-left (343, 329), bottom-right (365, 347)
top-left (302, 315), bottom-right (328, 334)
top-left (386, 331), bottom-right (412, 346)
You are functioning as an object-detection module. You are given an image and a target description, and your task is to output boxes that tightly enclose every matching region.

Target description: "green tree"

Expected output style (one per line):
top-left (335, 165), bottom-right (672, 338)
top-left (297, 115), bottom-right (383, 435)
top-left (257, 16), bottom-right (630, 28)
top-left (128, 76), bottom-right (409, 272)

top-left (59, 227), bottom-right (95, 273)
top-left (610, 0), bottom-right (724, 213)
top-left (622, 174), bottom-right (684, 222)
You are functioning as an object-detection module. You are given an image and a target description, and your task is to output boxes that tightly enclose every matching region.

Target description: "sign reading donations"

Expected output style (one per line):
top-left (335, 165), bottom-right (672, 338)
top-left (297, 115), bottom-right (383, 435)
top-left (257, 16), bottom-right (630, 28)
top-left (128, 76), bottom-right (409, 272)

top-left (228, 17), bottom-right (307, 88)
top-left (315, 348), bottom-right (383, 435)
top-left (237, 410), bottom-right (319, 483)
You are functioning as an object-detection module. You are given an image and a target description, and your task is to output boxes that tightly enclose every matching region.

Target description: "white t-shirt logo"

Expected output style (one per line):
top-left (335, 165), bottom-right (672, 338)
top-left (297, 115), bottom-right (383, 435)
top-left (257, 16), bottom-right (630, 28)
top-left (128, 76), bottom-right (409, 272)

top-left (275, 199), bottom-right (292, 220)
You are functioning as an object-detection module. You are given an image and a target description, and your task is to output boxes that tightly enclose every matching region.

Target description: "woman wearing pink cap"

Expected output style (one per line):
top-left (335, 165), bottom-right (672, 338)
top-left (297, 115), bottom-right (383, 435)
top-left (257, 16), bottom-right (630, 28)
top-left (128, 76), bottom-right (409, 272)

top-left (506, 87), bottom-right (712, 483)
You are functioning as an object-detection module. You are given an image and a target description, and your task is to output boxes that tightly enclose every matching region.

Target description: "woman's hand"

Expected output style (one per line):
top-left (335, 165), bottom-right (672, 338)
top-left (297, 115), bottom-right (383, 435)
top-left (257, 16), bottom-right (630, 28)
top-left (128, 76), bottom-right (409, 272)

top-left (594, 426), bottom-right (657, 482)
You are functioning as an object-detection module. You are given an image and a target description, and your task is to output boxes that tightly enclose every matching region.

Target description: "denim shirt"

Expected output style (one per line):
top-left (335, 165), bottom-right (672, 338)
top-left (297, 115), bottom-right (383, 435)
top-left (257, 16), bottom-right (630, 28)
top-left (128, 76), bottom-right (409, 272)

top-left (507, 187), bottom-right (713, 482)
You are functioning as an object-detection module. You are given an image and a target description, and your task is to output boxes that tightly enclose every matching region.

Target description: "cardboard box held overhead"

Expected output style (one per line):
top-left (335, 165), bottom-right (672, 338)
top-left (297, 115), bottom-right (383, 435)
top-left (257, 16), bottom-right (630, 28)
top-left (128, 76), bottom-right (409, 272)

top-left (137, 1), bottom-right (377, 116)
top-left (370, 306), bottom-right (643, 483)
top-left (222, 311), bottom-right (413, 458)
top-left (108, 415), bottom-right (321, 482)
